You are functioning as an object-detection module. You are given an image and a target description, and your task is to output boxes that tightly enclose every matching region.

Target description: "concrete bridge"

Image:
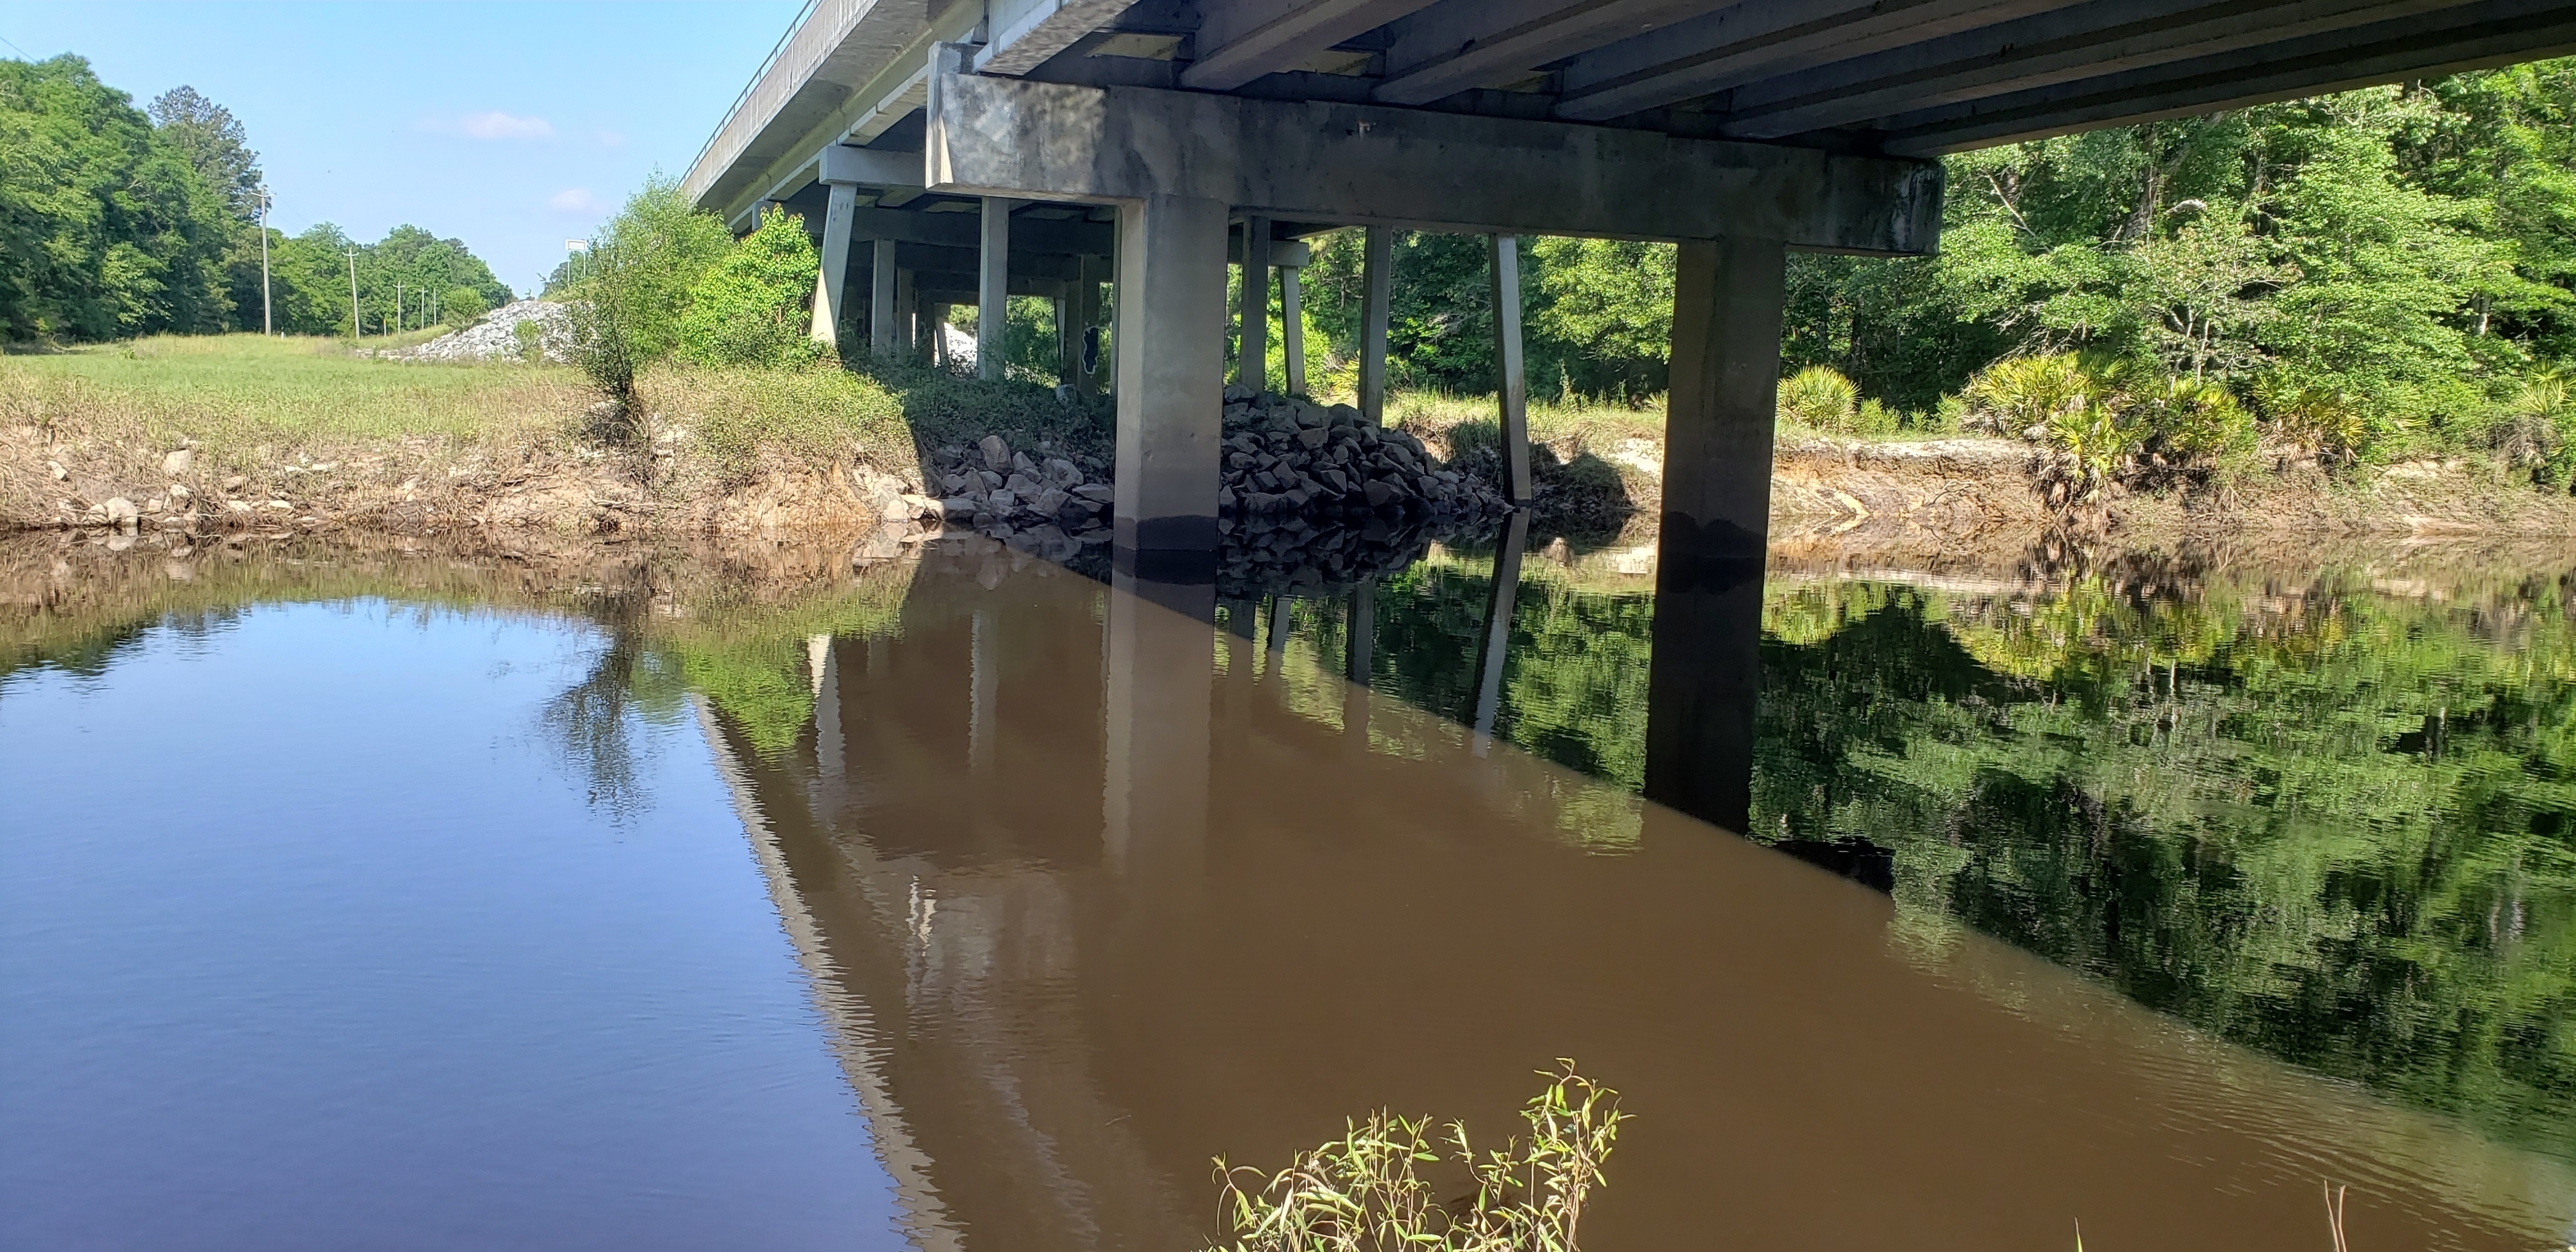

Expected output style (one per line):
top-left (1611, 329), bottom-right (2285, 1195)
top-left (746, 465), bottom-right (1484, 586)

top-left (684, 0), bottom-right (2571, 572)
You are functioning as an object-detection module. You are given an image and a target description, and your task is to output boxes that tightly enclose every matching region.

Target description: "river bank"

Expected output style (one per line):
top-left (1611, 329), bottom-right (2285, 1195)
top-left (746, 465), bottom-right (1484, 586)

top-left (13, 337), bottom-right (2576, 558)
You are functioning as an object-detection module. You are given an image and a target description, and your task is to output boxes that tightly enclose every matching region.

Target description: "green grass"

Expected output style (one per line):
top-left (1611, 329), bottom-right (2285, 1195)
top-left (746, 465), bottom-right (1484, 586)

top-left (1, 333), bottom-right (591, 452)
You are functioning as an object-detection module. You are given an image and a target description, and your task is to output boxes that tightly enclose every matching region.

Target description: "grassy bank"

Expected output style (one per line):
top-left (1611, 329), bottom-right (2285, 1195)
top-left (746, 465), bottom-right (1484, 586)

top-left (0, 333), bottom-right (1104, 538)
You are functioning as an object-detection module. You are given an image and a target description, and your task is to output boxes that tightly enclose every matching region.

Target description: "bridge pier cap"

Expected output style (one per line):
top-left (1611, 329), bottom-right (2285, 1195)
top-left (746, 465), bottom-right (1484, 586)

top-left (923, 45), bottom-right (1942, 254)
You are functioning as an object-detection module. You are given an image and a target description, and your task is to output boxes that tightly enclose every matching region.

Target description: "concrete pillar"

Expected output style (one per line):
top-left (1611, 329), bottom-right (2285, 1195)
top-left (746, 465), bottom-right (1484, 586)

top-left (809, 181), bottom-right (860, 347)
top-left (928, 302), bottom-right (950, 367)
top-left (1112, 193), bottom-right (1229, 569)
top-left (1074, 254), bottom-right (1106, 393)
top-left (1490, 234), bottom-right (1533, 503)
top-left (1280, 263), bottom-right (1307, 397)
top-left (1469, 508), bottom-right (1529, 756)
top-left (1237, 215), bottom-right (1269, 392)
top-left (894, 268), bottom-right (918, 360)
top-left (977, 197), bottom-right (1013, 381)
top-left (1642, 237), bottom-right (1788, 836)
top-left (1054, 296), bottom-right (1075, 386)
top-left (1359, 225), bottom-right (1392, 425)
top-left (870, 238), bottom-right (899, 359)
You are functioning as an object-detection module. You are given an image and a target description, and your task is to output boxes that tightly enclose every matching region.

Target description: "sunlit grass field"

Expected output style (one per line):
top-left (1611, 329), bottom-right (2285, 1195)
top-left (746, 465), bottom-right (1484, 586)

top-left (0, 334), bottom-right (592, 450)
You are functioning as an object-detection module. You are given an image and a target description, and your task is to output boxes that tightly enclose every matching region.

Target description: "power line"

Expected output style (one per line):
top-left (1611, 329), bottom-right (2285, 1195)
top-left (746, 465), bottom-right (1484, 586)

top-left (0, 33), bottom-right (31, 59)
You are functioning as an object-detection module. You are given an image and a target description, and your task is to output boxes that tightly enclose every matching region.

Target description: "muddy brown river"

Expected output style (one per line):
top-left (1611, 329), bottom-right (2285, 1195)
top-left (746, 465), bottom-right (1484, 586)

top-left (3, 530), bottom-right (2571, 1249)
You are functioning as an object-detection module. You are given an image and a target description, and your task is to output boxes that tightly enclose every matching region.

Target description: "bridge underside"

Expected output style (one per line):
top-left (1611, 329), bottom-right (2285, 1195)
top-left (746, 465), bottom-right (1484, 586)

top-left (688, 0), bottom-right (2576, 760)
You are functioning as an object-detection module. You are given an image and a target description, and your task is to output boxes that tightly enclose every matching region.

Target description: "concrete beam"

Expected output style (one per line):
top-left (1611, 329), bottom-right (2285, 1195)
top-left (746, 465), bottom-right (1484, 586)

top-left (979, 197), bottom-right (1013, 379)
top-left (1550, 0), bottom-right (2069, 122)
top-left (1112, 194), bottom-right (1230, 562)
top-left (845, 203), bottom-right (1116, 255)
top-left (1375, 0), bottom-right (1711, 107)
top-left (924, 49), bottom-right (1942, 254)
top-left (1878, 0), bottom-right (2576, 152)
top-left (1718, 0), bottom-right (2472, 140)
top-left (981, 0), bottom-right (1143, 76)
top-left (820, 142), bottom-right (926, 187)
top-left (1182, 0), bottom-right (1443, 91)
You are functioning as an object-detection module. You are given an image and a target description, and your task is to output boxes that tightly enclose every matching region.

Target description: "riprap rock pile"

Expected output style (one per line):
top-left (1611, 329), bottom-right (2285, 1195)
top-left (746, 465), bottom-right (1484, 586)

top-left (1219, 386), bottom-right (1507, 520)
top-left (376, 300), bottom-right (571, 363)
top-left (932, 434), bottom-right (1116, 557)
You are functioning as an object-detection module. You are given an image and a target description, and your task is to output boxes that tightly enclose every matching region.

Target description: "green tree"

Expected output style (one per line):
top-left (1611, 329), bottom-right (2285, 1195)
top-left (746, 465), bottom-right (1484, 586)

top-left (676, 205), bottom-right (822, 367)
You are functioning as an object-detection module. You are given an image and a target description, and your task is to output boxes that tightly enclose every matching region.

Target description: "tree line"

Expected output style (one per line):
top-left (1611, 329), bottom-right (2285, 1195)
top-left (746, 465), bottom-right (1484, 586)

top-left (0, 54), bottom-right (512, 342)
top-left (1295, 61), bottom-right (2576, 477)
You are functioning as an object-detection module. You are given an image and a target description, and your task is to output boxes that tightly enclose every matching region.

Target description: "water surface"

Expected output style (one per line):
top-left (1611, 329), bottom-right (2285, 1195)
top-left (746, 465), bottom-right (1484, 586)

top-left (3, 531), bottom-right (2572, 1251)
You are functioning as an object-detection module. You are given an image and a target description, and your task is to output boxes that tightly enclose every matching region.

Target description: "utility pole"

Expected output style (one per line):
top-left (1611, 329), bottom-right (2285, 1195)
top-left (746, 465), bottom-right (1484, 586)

top-left (257, 186), bottom-right (273, 336)
top-left (395, 281), bottom-right (404, 333)
top-left (347, 250), bottom-right (360, 340)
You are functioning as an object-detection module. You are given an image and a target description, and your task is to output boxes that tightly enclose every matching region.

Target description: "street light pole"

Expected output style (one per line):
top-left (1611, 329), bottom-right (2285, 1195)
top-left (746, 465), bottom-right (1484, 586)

top-left (347, 250), bottom-right (360, 340)
top-left (257, 186), bottom-right (273, 336)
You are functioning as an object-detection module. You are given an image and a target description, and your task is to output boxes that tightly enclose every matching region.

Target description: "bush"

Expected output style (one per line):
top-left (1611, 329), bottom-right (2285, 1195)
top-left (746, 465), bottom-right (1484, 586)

top-left (1777, 364), bottom-right (1859, 429)
top-left (2492, 369), bottom-right (2576, 486)
top-left (565, 178), bottom-right (732, 415)
top-left (440, 287), bottom-right (489, 326)
top-left (677, 206), bottom-right (824, 369)
top-left (2253, 376), bottom-right (2368, 464)
top-left (1962, 353), bottom-right (2092, 435)
top-left (1208, 1062), bottom-right (1623, 1252)
top-left (2135, 375), bottom-right (2255, 468)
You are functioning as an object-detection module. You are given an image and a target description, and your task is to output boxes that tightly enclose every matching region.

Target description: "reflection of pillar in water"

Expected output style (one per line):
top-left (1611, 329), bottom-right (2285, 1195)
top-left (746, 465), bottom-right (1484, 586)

top-left (1471, 510), bottom-right (1531, 757)
top-left (1266, 595), bottom-right (1291, 682)
top-left (1103, 568), bottom-right (1213, 879)
top-left (1345, 582), bottom-right (1374, 751)
top-left (810, 634), bottom-right (843, 782)
top-left (970, 609), bottom-right (996, 774)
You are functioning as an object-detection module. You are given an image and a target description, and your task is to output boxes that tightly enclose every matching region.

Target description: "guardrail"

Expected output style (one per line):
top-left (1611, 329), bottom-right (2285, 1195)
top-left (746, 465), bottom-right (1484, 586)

top-left (681, 0), bottom-right (820, 202)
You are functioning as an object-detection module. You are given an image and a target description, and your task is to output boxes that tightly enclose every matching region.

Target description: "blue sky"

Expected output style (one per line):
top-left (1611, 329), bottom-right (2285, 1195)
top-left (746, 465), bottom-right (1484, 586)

top-left (1, 2), bottom-right (806, 294)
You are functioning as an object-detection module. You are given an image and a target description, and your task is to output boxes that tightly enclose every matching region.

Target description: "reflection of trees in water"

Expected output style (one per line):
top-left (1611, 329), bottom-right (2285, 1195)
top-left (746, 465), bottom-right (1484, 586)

top-left (540, 635), bottom-right (657, 820)
top-left (1343, 560), bottom-right (2576, 1158)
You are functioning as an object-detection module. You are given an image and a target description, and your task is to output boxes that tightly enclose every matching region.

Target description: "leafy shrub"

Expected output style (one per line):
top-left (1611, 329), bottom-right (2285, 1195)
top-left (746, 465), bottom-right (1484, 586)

top-left (677, 206), bottom-right (824, 369)
top-left (1962, 353), bottom-right (2092, 436)
top-left (2253, 376), bottom-right (2368, 464)
top-left (1209, 1062), bottom-right (1623, 1252)
top-left (2135, 375), bottom-right (2255, 467)
top-left (564, 178), bottom-right (732, 415)
top-left (512, 319), bottom-right (544, 363)
top-left (440, 287), bottom-right (489, 326)
top-left (2491, 369), bottom-right (2576, 485)
top-left (1777, 364), bottom-right (1859, 429)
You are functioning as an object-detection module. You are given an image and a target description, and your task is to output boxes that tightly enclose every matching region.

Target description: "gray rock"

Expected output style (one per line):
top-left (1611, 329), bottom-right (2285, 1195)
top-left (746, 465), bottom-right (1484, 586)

top-left (979, 435), bottom-right (1012, 471)
top-left (161, 448), bottom-right (194, 476)
top-left (101, 497), bottom-right (139, 528)
top-left (1031, 486), bottom-right (1068, 517)
top-left (940, 497), bottom-right (978, 517)
top-left (1070, 483), bottom-right (1115, 503)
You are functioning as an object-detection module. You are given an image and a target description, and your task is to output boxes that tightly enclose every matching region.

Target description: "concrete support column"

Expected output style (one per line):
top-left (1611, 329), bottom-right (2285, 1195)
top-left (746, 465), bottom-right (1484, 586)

top-left (1074, 254), bottom-right (1106, 393)
top-left (870, 238), bottom-right (899, 359)
top-left (1054, 296), bottom-right (1075, 385)
top-left (1359, 225), bottom-right (1392, 425)
top-left (1642, 237), bottom-right (1788, 836)
top-left (1280, 263), bottom-right (1307, 397)
top-left (1469, 508), bottom-right (1530, 756)
top-left (809, 181), bottom-right (860, 348)
top-left (977, 197), bottom-right (1014, 380)
top-left (1112, 193), bottom-right (1230, 570)
top-left (894, 268), bottom-right (918, 360)
top-left (1237, 215), bottom-right (1269, 392)
top-left (928, 302), bottom-right (951, 366)
top-left (1490, 234), bottom-right (1533, 503)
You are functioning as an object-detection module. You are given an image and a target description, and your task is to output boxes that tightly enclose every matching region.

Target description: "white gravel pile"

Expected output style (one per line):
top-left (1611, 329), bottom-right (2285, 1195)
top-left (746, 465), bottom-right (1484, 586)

top-left (378, 300), bottom-right (572, 364)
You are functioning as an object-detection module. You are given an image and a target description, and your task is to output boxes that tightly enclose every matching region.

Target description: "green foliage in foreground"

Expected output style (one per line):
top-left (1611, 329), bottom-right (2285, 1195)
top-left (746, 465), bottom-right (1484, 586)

top-left (676, 207), bottom-right (827, 370)
top-left (1348, 556), bottom-right (2576, 1159)
top-left (1209, 1063), bottom-right (1621, 1252)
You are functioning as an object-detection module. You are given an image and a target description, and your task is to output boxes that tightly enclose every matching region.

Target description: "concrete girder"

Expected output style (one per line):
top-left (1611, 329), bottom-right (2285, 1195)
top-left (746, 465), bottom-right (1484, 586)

top-left (1549, 0), bottom-right (2074, 122)
top-left (820, 142), bottom-right (926, 187)
top-left (684, 0), bottom-right (944, 217)
top-left (1717, 0), bottom-right (2478, 140)
top-left (842, 204), bottom-right (1115, 255)
top-left (1181, 0), bottom-right (1443, 91)
top-left (981, 0), bottom-right (1144, 75)
top-left (923, 49), bottom-right (1942, 254)
top-left (1877, 0), bottom-right (2576, 153)
top-left (1374, 0), bottom-right (1712, 107)
top-left (873, 242), bottom-right (1091, 280)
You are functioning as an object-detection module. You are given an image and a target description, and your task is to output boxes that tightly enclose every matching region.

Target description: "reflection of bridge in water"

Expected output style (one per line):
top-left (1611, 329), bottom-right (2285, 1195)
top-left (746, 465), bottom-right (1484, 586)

top-left (691, 538), bottom-right (2573, 1252)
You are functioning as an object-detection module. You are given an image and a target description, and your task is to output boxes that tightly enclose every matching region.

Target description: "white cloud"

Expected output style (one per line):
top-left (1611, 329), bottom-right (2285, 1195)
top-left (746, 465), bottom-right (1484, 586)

top-left (457, 111), bottom-right (554, 141)
top-left (548, 188), bottom-right (602, 214)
